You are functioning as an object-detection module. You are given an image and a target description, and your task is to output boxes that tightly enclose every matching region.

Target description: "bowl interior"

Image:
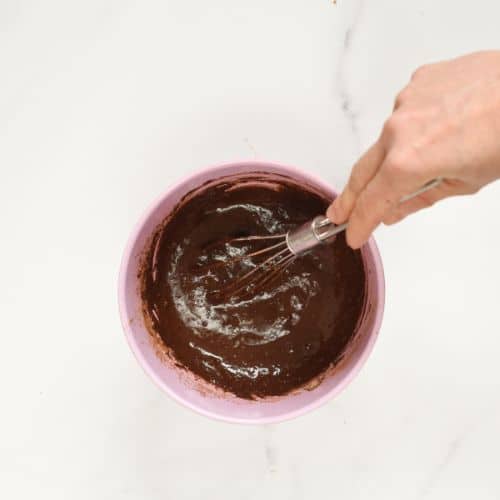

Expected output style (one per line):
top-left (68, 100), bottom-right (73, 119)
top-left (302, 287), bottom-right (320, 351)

top-left (119, 162), bottom-right (384, 423)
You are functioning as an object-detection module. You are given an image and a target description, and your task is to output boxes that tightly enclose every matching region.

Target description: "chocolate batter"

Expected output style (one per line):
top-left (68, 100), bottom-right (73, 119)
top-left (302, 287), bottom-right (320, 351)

top-left (141, 175), bottom-right (366, 399)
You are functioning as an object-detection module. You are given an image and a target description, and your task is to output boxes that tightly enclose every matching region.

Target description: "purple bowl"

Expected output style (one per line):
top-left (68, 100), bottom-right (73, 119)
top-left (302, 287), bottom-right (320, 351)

top-left (118, 161), bottom-right (385, 424)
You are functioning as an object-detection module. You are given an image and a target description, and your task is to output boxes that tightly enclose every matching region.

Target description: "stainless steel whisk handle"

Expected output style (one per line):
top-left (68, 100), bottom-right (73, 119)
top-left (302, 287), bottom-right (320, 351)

top-left (286, 177), bottom-right (442, 255)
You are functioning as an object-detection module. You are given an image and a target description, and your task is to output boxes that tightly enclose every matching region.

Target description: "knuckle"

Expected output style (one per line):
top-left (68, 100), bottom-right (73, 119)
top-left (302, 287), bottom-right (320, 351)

top-left (382, 116), bottom-right (400, 138)
top-left (383, 111), bottom-right (413, 138)
top-left (394, 86), bottom-right (411, 108)
top-left (383, 150), bottom-right (414, 177)
top-left (411, 64), bottom-right (429, 80)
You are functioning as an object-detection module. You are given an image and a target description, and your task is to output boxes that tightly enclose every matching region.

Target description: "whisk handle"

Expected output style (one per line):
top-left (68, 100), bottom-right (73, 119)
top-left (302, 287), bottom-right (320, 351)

top-left (287, 177), bottom-right (442, 255)
top-left (316, 177), bottom-right (443, 242)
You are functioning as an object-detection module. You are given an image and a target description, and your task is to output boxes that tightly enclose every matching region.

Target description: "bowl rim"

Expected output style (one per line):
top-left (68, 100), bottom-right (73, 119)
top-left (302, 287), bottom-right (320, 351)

top-left (118, 160), bottom-right (385, 424)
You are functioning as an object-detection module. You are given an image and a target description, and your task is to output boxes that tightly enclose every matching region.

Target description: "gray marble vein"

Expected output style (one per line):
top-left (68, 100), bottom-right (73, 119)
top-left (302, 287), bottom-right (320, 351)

top-left (418, 426), bottom-right (470, 498)
top-left (335, 0), bottom-right (365, 153)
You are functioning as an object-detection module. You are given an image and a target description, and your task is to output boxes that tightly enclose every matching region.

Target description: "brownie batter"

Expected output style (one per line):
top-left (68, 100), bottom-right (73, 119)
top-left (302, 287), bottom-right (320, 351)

top-left (141, 175), bottom-right (366, 399)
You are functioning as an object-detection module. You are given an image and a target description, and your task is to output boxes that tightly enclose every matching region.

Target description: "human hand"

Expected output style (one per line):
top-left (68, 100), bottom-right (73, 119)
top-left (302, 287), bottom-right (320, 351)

top-left (327, 51), bottom-right (500, 249)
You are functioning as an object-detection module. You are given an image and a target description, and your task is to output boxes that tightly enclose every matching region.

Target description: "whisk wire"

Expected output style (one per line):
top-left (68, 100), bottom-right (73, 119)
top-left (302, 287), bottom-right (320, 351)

top-left (221, 245), bottom-right (289, 295)
top-left (229, 234), bottom-right (286, 242)
top-left (250, 254), bottom-right (296, 292)
top-left (228, 251), bottom-right (296, 299)
top-left (197, 237), bottom-right (287, 272)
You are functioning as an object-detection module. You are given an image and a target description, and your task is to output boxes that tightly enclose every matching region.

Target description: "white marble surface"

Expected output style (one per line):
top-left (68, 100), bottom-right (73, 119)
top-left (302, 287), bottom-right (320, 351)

top-left (1, 1), bottom-right (500, 498)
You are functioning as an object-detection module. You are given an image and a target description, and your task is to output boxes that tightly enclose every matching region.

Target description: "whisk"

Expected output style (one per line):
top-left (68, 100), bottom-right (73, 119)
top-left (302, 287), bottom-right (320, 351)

top-left (213, 178), bottom-right (442, 299)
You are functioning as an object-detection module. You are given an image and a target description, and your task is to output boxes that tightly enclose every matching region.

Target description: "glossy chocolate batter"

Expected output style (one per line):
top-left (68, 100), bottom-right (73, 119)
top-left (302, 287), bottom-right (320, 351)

top-left (141, 175), bottom-right (366, 399)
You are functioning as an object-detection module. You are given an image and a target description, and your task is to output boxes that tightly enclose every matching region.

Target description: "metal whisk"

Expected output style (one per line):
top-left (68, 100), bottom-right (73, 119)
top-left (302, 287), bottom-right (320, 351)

top-left (213, 178), bottom-right (442, 299)
top-left (214, 217), bottom-right (344, 299)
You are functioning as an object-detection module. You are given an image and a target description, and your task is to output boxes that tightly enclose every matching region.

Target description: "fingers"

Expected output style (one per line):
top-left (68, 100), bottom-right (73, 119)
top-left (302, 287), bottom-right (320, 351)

top-left (344, 167), bottom-right (401, 249)
top-left (327, 141), bottom-right (385, 224)
top-left (343, 145), bottom-right (445, 248)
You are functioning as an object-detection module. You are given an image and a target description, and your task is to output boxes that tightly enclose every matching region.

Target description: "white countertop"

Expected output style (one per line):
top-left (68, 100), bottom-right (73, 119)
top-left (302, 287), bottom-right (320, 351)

top-left (2, 1), bottom-right (500, 498)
